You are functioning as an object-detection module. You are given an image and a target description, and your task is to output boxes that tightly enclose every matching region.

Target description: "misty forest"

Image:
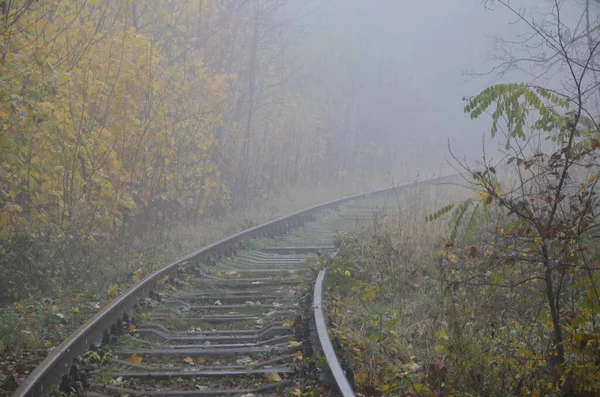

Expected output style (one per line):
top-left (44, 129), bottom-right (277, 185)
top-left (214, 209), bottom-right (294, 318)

top-left (1, 0), bottom-right (600, 396)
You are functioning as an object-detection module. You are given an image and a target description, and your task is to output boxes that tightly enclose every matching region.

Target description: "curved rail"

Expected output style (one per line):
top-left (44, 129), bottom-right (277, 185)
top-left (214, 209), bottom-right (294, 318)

top-left (14, 175), bottom-right (454, 396)
top-left (314, 269), bottom-right (355, 397)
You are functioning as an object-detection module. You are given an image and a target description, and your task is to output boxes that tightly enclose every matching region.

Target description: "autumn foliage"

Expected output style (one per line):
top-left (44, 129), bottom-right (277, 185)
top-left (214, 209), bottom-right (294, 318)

top-left (0, 1), bottom-right (386, 301)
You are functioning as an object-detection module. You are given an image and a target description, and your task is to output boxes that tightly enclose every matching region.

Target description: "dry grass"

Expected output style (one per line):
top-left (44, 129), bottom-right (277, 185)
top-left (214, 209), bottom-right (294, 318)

top-left (324, 176), bottom-right (473, 393)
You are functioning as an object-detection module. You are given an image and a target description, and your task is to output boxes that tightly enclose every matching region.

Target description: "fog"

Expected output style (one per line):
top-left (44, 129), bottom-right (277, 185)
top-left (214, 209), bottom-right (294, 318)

top-left (304, 0), bottom-right (520, 177)
top-left (293, 0), bottom-right (596, 179)
top-left (4, 2), bottom-right (600, 395)
top-left (1, 0), bottom-right (597, 302)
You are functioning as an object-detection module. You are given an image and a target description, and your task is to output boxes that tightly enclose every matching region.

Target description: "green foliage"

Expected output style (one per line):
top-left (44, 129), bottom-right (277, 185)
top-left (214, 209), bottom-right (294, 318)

top-left (463, 204), bottom-right (480, 245)
top-left (427, 199), bottom-right (482, 246)
top-left (425, 203), bottom-right (455, 222)
top-left (0, 309), bottom-right (38, 354)
top-left (463, 84), bottom-right (568, 149)
top-left (0, 299), bottom-right (67, 355)
top-left (0, 234), bottom-right (45, 302)
top-left (449, 199), bottom-right (476, 244)
top-left (83, 350), bottom-right (111, 365)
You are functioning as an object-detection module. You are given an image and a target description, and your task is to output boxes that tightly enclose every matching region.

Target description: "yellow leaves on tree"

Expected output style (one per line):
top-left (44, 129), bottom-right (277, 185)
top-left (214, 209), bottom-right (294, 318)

top-left (0, 0), bottom-right (230, 240)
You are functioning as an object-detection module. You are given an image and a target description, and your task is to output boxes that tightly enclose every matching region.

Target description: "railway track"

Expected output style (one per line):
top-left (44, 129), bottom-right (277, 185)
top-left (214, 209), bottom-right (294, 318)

top-left (12, 180), bottom-right (450, 397)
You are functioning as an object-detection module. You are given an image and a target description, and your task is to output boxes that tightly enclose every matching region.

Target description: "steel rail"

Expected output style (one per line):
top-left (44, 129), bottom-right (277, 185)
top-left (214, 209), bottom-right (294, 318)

top-left (14, 175), bottom-right (455, 396)
top-left (313, 269), bottom-right (355, 397)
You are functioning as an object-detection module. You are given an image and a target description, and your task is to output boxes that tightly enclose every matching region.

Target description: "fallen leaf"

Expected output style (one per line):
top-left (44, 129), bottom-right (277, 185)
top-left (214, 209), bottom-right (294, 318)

top-left (214, 300), bottom-right (222, 306)
top-left (183, 357), bottom-right (194, 365)
top-left (265, 373), bottom-right (282, 383)
top-left (127, 353), bottom-right (143, 364)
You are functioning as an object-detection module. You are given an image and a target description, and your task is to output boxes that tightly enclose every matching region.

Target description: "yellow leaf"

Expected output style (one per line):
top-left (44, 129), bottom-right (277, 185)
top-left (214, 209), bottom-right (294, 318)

top-left (183, 357), bottom-right (194, 365)
top-left (380, 383), bottom-right (397, 392)
top-left (475, 191), bottom-right (489, 200)
top-left (344, 270), bottom-right (351, 277)
top-left (13, 301), bottom-right (25, 309)
top-left (265, 372), bottom-right (282, 383)
top-left (534, 237), bottom-right (543, 244)
top-left (72, 307), bottom-right (80, 313)
top-left (127, 353), bottom-right (143, 364)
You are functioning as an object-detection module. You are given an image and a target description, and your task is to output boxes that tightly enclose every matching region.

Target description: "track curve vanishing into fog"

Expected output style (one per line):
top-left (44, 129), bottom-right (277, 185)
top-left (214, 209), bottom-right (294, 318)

top-left (14, 176), bottom-right (454, 397)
